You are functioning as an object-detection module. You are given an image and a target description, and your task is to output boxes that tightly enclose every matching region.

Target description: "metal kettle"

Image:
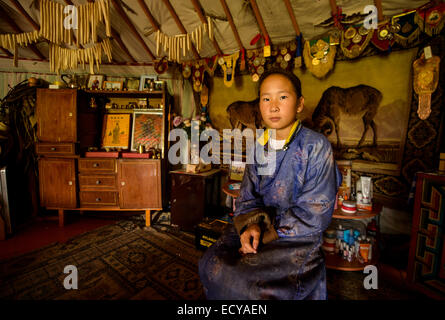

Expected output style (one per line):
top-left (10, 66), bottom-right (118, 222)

top-left (61, 74), bottom-right (79, 89)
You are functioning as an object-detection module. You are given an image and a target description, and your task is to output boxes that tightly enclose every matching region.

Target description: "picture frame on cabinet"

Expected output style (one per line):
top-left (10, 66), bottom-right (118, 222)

top-left (139, 75), bottom-right (158, 91)
top-left (229, 161), bottom-right (246, 181)
top-left (101, 113), bottom-right (131, 150)
top-left (126, 78), bottom-right (140, 91)
top-left (131, 110), bottom-right (164, 152)
top-left (103, 80), bottom-right (124, 91)
top-left (154, 80), bottom-right (164, 91)
top-left (87, 74), bottom-right (104, 90)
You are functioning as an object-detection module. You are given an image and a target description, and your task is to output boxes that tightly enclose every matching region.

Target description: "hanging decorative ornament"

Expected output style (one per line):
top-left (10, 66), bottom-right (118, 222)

top-left (413, 53), bottom-right (440, 120)
top-left (182, 62), bottom-right (192, 79)
top-left (340, 25), bottom-right (374, 59)
top-left (392, 10), bottom-right (420, 47)
top-left (415, 2), bottom-right (445, 37)
top-left (39, 0), bottom-right (111, 46)
top-left (293, 34), bottom-right (303, 70)
top-left (240, 48), bottom-right (246, 71)
top-left (263, 36), bottom-right (271, 57)
top-left (192, 61), bottom-right (205, 92)
top-left (154, 56), bottom-right (168, 74)
top-left (218, 51), bottom-right (240, 87)
top-left (371, 21), bottom-right (396, 52)
top-left (303, 37), bottom-right (336, 78)
top-left (200, 83), bottom-right (209, 108)
top-left (156, 19), bottom-right (213, 62)
top-left (332, 6), bottom-right (344, 31)
top-left (203, 56), bottom-right (218, 76)
top-left (273, 40), bottom-right (297, 72)
top-left (246, 49), bottom-right (265, 82)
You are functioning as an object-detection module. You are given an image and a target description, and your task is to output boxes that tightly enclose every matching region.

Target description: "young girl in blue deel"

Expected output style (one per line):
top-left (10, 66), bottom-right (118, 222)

top-left (199, 68), bottom-right (342, 300)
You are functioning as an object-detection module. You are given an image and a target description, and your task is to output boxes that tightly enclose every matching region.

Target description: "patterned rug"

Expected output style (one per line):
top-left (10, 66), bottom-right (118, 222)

top-left (0, 214), bottom-right (427, 300)
top-left (0, 215), bottom-right (205, 300)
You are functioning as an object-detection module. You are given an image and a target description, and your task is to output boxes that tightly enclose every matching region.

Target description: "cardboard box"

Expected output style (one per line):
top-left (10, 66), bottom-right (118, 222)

top-left (195, 218), bottom-right (230, 251)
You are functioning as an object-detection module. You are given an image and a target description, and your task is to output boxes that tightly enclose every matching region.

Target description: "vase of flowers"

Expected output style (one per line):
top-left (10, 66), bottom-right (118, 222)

top-left (172, 113), bottom-right (212, 167)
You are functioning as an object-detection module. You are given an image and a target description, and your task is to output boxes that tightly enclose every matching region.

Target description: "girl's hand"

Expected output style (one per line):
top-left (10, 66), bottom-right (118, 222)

top-left (239, 224), bottom-right (261, 254)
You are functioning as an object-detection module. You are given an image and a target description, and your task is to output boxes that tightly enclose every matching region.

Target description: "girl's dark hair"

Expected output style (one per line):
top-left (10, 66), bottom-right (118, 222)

top-left (258, 68), bottom-right (302, 98)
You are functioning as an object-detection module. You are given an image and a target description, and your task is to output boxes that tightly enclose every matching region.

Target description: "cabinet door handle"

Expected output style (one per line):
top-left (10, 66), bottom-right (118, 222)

top-left (68, 112), bottom-right (73, 117)
top-left (96, 180), bottom-right (101, 185)
top-left (95, 198), bottom-right (101, 202)
top-left (93, 163), bottom-right (99, 168)
top-left (121, 181), bottom-right (125, 186)
top-left (68, 181), bottom-right (73, 186)
top-left (50, 147), bottom-right (56, 151)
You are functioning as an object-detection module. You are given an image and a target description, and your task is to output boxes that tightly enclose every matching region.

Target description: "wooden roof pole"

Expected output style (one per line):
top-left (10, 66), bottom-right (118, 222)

top-left (0, 6), bottom-right (46, 60)
top-left (7, 0), bottom-right (39, 58)
top-left (249, 0), bottom-right (271, 44)
top-left (9, 0), bottom-right (40, 30)
top-left (110, 0), bottom-right (155, 60)
top-left (190, 0), bottom-right (223, 55)
top-left (219, 0), bottom-right (244, 51)
top-left (374, 0), bottom-right (384, 22)
top-left (329, 0), bottom-right (338, 16)
top-left (161, 0), bottom-right (200, 60)
top-left (137, 0), bottom-right (160, 31)
top-left (283, 0), bottom-right (301, 36)
top-left (0, 48), bottom-right (13, 57)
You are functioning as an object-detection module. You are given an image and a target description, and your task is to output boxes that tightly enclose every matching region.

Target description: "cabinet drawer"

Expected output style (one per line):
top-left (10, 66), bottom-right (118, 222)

top-left (78, 174), bottom-right (117, 191)
top-left (36, 143), bottom-right (75, 155)
top-left (78, 158), bottom-right (116, 173)
top-left (79, 191), bottom-right (118, 206)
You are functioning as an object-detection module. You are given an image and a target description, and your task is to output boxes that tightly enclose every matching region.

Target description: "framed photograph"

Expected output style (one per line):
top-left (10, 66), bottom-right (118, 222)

top-left (103, 80), bottom-right (124, 90)
top-left (154, 80), bottom-right (164, 91)
top-left (126, 78), bottom-right (140, 91)
top-left (229, 161), bottom-right (246, 181)
top-left (87, 74), bottom-right (104, 90)
top-left (101, 113), bottom-right (131, 149)
top-left (131, 110), bottom-right (164, 152)
top-left (139, 75), bottom-right (158, 91)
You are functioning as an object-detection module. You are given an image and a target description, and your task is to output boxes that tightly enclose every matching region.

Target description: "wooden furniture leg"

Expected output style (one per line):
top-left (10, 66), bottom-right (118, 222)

top-left (145, 210), bottom-right (151, 227)
top-left (58, 209), bottom-right (65, 227)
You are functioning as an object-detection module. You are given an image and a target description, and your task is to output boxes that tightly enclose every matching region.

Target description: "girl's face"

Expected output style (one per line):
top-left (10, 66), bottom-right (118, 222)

top-left (259, 74), bottom-right (304, 140)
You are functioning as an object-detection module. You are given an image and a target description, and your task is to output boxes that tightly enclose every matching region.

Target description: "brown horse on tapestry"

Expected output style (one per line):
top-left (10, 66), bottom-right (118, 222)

top-left (311, 85), bottom-right (382, 148)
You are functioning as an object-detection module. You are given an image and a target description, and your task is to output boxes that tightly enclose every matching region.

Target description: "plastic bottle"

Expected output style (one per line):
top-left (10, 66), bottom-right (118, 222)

top-left (337, 225), bottom-right (344, 240)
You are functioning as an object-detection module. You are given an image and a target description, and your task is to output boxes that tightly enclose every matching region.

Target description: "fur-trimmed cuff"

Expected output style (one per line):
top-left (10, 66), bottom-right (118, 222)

top-left (233, 209), bottom-right (278, 244)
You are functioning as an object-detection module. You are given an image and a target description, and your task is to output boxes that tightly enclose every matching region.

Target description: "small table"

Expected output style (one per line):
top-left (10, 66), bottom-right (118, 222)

top-left (325, 203), bottom-right (382, 271)
top-left (222, 180), bottom-right (241, 213)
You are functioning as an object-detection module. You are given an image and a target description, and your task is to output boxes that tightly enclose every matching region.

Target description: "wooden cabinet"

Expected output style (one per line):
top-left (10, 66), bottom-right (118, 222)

top-left (36, 89), bottom-right (77, 142)
top-left (170, 169), bottom-right (222, 232)
top-left (407, 173), bottom-right (445, 299)
top-left (119, 160), bottom-right (162, 209)
top-left (38, 157), bottom-right (77, 208)
top-left (36, 88), bottom-right (170, 227)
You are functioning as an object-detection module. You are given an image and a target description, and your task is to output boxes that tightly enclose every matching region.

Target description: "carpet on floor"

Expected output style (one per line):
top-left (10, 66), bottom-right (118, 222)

top-left (0, 214), bottom-right (205, 300)
top-left (0, 213), bottom-right (426, 300)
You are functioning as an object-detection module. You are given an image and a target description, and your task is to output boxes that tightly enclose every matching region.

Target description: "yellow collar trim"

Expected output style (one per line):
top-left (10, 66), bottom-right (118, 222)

top-left (257, 120), bottom-right (301, 147)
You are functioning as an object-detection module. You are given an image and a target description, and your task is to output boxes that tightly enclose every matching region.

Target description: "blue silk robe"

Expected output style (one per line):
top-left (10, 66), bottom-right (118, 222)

top-left (199, 123), bottom-right (342, 300)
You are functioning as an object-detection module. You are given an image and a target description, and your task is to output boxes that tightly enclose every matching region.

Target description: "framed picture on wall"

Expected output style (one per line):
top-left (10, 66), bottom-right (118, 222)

top-left (101, 113), bottom-right (131, 150)
top-left (131, 110), bottom-right (164, 152)
top-left (87, 74), bottom-right (104, 90)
